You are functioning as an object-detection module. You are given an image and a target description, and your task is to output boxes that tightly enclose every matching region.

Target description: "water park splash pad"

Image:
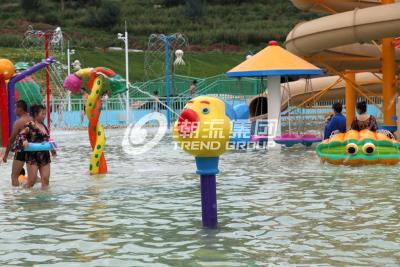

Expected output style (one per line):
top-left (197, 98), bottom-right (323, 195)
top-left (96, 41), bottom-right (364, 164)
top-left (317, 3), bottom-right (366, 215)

top-left (0, 0), bottom-right (399, 265)
top-left (2, 128), bottom-right (400, 265)
top-left (174, 96), bottom-right (232, 228)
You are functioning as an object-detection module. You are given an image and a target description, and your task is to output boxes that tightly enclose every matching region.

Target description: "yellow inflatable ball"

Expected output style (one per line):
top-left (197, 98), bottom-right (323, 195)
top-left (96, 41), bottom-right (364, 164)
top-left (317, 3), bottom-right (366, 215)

top-left (0, 59), bottom-right (15, 80)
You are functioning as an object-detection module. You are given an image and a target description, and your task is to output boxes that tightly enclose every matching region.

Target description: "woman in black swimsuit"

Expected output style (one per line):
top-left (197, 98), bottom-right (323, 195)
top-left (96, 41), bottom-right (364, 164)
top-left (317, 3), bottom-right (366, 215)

top-left (350, 101), bottom-right (378, 132)
top-left (18, 105), bottom-right (56, 188)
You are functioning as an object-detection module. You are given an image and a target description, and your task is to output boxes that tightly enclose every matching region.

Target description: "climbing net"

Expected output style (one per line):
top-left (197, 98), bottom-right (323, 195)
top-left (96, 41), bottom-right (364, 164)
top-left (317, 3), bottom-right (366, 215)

top-left (144, 33), bottom-right (190, 96)
top-left (20, 25), bottom-right (69, 101)
top-left (19, 26), bottom-right (72, 128)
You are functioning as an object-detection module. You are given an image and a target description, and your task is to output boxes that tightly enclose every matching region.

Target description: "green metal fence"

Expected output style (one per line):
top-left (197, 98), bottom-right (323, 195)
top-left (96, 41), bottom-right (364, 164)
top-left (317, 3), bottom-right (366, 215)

top-left (67, 74), bottom-right (263, 111)
top-left (128, 74), bottom-right (265, 98)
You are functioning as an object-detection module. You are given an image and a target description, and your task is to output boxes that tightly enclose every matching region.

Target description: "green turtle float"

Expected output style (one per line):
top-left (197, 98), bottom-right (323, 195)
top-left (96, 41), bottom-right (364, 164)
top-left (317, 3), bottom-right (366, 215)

top-left (316, 129), bottom-right (400, 165)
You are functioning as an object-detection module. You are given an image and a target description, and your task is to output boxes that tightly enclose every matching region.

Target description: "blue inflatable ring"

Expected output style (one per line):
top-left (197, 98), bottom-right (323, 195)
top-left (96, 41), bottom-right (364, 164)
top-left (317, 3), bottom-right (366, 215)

top-left (24, 142), bottom-right (56, 152)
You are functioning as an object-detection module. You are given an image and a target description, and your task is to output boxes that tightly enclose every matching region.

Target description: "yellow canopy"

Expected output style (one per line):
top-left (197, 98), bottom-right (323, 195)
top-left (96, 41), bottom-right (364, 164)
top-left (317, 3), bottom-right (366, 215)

top-left (226, 41), bottom-right (323, 77)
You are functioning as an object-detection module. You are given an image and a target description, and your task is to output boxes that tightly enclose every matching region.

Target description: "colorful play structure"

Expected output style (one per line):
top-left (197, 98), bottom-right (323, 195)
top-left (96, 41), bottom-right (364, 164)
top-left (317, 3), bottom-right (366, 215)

top-left (227, 40), bottom-right (324, 146)
top-left (242, 0), bottom-right (400, 146)
top-left (1, 56), bottom-right (125, 176)
top-left (63, 67), bottom-right (125, 175)
top-left (0, 59), bottom-right (15, 148)
top-left (0, 57), bottom-right (55, 147)
top-left (174, 96), bottom-right (232, 228)
top-left (13, 63), bottom-right (44, 106)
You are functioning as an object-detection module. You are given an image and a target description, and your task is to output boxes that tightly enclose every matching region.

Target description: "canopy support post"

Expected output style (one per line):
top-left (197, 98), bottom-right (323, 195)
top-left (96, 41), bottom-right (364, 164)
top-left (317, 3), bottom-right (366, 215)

top-left (268, 75), bottom-right (281, 143)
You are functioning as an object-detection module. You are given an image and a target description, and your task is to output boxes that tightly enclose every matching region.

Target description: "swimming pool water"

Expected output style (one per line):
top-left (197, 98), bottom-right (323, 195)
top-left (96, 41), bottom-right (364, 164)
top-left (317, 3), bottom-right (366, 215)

top-left (0, 129), bottom-right (399, 266)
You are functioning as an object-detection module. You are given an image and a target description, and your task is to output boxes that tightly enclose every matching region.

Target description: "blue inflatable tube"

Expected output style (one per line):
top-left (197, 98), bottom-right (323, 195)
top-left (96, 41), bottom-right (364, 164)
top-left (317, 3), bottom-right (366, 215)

top-left (24, 142), bottom-right (56, 152)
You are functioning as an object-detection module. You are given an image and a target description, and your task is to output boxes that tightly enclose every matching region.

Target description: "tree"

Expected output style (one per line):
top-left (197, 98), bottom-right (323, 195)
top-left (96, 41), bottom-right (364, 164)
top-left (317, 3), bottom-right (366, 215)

top-left (20, 0), bottom-right (41, 12)
top-left (69, 0), bottom-right (102, 8)
top-left (165, 0), bottom-right (185, 7)
top-left (185, 0), bottom-right (205, 20)
top-left (98, 1), bottom-right (120, 28)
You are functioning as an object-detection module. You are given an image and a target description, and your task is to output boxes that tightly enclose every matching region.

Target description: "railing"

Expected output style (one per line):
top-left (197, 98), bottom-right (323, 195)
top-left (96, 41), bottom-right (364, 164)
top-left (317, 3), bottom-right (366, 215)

top-left (51, 95), bottom-right (386, 116)
top-left (129, 74), bottom-right (206, 98)
top-left (126, 74), bottom-right (262, 99)
top-left (47, 92), bottom-right (387, 131)
top-left (50, 96), bottom-right (191, 112)
top-left (178, 75), bottom-right (263, 97)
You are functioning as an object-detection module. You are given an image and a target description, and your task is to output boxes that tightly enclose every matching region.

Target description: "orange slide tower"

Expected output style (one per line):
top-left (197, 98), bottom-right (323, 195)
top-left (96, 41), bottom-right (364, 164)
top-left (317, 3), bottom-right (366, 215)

top-left (250, 0), bottom-right (400, 131)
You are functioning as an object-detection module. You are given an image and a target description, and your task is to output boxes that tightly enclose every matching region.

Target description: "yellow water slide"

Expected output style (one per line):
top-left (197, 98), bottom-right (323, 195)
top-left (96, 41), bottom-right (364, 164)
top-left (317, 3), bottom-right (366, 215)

top-left (249, 0), bottom-right (400, 125)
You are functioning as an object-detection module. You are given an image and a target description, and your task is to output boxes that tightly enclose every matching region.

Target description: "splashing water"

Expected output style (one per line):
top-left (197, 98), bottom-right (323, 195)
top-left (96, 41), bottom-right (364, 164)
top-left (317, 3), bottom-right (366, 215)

top-left (98, 72), bottom-right (183, 120)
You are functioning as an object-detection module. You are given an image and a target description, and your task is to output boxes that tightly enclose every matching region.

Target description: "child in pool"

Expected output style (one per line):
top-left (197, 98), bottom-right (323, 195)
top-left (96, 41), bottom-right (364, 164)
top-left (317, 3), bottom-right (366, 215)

top-left (323, 103), bottom-right (346, 139)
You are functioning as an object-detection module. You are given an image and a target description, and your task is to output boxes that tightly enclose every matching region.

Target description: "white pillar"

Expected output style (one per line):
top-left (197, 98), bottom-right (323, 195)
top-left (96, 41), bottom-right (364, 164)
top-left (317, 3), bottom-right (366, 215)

top-left (124, 22), bottom-right (130, 124)
top-left (267, 75), bottom-right (281, 142)
top-left (67, 44), bottom-right (72, 112)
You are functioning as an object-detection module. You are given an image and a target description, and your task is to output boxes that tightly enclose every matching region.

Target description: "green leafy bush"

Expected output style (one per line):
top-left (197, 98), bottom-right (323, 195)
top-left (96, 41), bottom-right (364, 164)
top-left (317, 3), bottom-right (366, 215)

top-left (20, 0), bottom-right (41, 12)
top-left (0, 34), bottom-right (23, 47)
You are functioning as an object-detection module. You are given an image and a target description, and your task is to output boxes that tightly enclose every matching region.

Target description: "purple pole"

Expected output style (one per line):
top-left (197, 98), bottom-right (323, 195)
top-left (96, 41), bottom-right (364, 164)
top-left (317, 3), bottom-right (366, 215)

top-left (7, 56), bottom-right (55, 134)
top-left (200, 174), bottom-right (218, 228)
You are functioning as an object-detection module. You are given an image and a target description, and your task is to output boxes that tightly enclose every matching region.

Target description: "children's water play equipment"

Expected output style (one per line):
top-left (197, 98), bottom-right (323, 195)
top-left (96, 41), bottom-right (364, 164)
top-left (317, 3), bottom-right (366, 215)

top-left (0, 57), bottom-right (55, 147)
top-left (173, 96), bottom-right (232, 228)
top-left (8, 57), bottom-right (55, 131)
top-left (22, 26), bottom-right (67, 132)
top-left (227, 41), bottom-right (324, 146)
top-left (145, 33), bottom-right (189, 129)
top-left (0, 59), bottom-right (15, 147)
top-left (15, 77), bottom-right (43, 106)
top-left (248, 0), bottom-right (400, 136)
top-left (63, 67), bottom-right (125, 175)
top-left (317, 129), bottom-right (400, 165)
top-left (0, 59), bottom-right (15, 80)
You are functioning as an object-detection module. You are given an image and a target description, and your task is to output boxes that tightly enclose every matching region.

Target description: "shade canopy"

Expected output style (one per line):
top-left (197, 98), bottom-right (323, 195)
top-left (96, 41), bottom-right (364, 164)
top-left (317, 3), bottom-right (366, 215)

top-left (226, 41), bottom-right (323, 77)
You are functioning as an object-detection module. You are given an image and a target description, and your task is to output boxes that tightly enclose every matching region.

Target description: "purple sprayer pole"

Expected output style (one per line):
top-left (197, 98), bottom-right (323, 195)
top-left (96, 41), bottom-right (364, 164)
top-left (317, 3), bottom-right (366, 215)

top-left (7, 56), bottom-right (55, 134)
top-left (196, 156), bottom-right (219, 228)
top-left (200, 174), bottom-right (217, 228)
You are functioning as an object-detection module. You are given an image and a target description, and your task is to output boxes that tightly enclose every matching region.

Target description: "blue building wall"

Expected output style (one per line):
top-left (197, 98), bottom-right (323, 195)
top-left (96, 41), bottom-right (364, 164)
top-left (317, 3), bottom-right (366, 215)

top-left (51, 99), bottom-right (249, 128)
top-left (50, 103), bottom-right (382, 128)
top-left (51, 110), bottom-right (169, 128)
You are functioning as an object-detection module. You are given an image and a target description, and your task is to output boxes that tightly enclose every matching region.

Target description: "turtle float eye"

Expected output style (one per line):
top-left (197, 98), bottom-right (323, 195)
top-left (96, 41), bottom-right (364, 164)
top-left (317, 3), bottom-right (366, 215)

top-left (346, 143), bottom-right (358, 155)
top-left (362, 142), bottom-right (375, 155)
top-left (201, 107), bottom-right (210, 114)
